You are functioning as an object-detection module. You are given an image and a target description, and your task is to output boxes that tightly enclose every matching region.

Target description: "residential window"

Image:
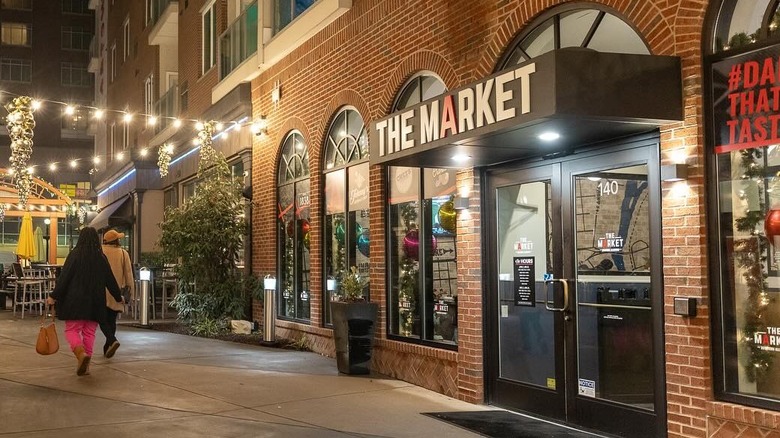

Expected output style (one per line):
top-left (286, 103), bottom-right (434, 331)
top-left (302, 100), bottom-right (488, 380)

top-left (122, 18), bottom-right (130, 61)
top-left (61, 105), bottom-right (89, 132)
top-left (110, 43), bottom-right (116, 82)
top-left (61, 26), bottom-right (91, 51)
top-left (122, 122), bottom-right (129, 149)
top-left (273, 0), bottom-right (315, 34)
top-left (1, 0), bottom-right (32, 10)
top-left (202, 2), bottom-right (216, 73)
top-left (387, 74), bottom-right (458, 346)
top-left (0, 58), bottom-right (31, 82)
top-left (163, 188), bottom-right (177, 217)
top-left (323, 108), bottom-right (369, 325)
top-left (144, 74), bottom-right (154, 117)
top-left (61, 62), bottom-right (92, 87)
top-left (62, 0), bottom-right (88, 14)
top-left (109, 123), bottom-right (116, 159)
top-left (1, 23), bottom-right (31, 46)
top-left (277, 131), bottom-right (310, 322)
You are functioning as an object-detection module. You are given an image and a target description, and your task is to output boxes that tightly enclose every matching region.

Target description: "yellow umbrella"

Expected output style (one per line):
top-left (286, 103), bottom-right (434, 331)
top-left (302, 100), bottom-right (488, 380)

top-left (16, 212), bottom-right (36, 261)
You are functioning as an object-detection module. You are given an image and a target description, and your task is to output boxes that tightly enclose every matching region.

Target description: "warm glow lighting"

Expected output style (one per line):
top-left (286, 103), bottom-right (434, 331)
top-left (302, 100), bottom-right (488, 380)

top-left (64, 105), bottom-right (75, 115)
top-left (117, 152), bottom-right (125, 160)
top-left (215, 122), bottom-right (223, 131)
top-left (48, 163), bottom-right (56, 171)
top-left (538, 132), bottom-right (561, 141)
top-left (173, 119), bottom-right (182, 128)
top-left (94, 109), bottom-right (104, 119)
top-left (31, 100), bottom-right (41, 110)
top-left (195, 121), bottom-right (204, 131)
top-left (148, 116), bottom-right (158, 126)
top-left (452, 154), bottom-right (471, 163)
top-left (26, 166), bottom-right (34, 174)
top-left (93, 156), bottom-right (100, 165)
top-left (164, 144), bottom-right (174, 154)
top-left (140, 148), bottom-right (148, 157)
top-left (8, 168), bottom-right (15, 175)
top-left (123, 113), bottom-right (133, 123)
top-left (69, 160), bottom-right (78, 168)
top-left (192, 138), bottom-right (200, 145)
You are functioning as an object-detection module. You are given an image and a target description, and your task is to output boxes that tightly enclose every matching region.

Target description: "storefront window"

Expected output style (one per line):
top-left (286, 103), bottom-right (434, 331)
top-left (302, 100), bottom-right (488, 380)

top-left (709, 0), bottom-right (780, 409)
top-left (387, 74), bottom-right (457, 346)
top-left (715, 146), bottom-right (780, 403)
top-left (500, 6), bottom-right (649, 68)
top-left (323, 108), bottom-right (369, 324)
top-left (277, 131), bottom-right (310, 321)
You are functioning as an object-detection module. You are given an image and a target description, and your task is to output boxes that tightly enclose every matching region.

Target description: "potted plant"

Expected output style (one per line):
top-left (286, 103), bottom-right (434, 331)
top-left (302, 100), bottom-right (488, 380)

top-left (330, 266), bottom-right (378, 375)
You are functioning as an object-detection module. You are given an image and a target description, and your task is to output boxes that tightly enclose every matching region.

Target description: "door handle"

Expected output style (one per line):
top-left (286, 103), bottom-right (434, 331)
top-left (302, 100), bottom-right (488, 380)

top-left (544, 279), bottom-right (569, 312)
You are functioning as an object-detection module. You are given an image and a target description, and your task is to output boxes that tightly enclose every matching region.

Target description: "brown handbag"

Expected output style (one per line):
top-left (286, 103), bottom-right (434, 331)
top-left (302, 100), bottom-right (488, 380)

top-left (35, 306), bottom-right (59, 355)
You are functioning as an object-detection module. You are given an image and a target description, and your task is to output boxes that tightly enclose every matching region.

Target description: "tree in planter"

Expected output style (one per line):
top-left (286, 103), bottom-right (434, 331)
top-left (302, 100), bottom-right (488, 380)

top-left (158, 121), bottom-right (259, 330)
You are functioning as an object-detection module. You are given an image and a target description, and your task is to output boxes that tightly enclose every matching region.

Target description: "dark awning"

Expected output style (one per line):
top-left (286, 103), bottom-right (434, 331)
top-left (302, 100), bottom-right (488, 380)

top-left (369, 48), bottom-right (683, 168)
top-left (89, 196), bottom-right (133, 231)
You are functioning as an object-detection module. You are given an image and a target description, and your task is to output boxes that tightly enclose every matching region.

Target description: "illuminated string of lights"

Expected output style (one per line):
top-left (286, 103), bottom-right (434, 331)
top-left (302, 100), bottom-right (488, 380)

top-left (0, 90), bottom-right (268, 176)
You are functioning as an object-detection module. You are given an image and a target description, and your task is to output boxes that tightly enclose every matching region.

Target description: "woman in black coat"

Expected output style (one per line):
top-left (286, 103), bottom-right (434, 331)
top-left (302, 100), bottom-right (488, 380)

top-left (47, 227), bottom-right (123, 376)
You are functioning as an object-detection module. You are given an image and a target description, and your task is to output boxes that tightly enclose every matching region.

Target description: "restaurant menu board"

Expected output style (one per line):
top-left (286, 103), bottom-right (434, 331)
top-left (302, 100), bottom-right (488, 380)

top-left (513, 256), bottom-right (535, 306)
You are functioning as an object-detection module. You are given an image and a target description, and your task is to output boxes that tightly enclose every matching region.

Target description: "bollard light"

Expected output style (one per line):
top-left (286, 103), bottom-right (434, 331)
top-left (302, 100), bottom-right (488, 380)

top-left (139, 267), bottom-right (151, 281)
top-left (138, 267), bottom-right (152, 326)
top-left (262, 275), bottom-right (276, 344)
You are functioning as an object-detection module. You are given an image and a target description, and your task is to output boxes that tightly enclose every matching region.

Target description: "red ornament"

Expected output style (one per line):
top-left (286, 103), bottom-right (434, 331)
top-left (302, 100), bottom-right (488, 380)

top-left (402, 230), bottom-right (437, 261)
top-left (766, 209), bottom-right (780, 242)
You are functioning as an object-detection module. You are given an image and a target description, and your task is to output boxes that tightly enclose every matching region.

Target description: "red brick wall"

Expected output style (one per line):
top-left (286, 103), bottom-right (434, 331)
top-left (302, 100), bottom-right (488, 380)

top-left (247, 1), bottom-right (780, 436)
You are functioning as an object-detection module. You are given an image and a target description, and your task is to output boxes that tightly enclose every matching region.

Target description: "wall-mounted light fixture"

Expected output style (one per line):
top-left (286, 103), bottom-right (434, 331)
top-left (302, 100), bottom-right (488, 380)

top-left (326, 276), bottom-right (338, 292)
top-left (454, 196), bottom-right (469, 211)
top-left (660, 163), bottom-right (688, 182)
top-left (251, 116), bottom-right (268, 136)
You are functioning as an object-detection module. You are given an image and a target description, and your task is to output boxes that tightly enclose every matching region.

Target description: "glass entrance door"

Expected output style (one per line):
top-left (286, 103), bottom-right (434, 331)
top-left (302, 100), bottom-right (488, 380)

top-left (487, 144), bottom-right (663, 437)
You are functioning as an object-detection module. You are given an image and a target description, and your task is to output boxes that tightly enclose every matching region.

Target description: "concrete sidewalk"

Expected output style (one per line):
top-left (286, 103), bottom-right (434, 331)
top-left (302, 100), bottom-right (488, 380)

top-left (0, 312), bottom-right (485, 437)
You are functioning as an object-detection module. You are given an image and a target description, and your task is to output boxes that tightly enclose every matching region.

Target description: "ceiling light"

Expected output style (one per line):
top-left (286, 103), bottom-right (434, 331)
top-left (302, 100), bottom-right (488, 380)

top-left (452, 154), bottom-right (471, 163)
top-left (538, 132), bottom-right (560, 141)
top-left (69, 160), bottom-right (78, 168)
top-left (140, 148), bottom-right (148, 157)
top-left (49, 163), bottom-right (56, 171)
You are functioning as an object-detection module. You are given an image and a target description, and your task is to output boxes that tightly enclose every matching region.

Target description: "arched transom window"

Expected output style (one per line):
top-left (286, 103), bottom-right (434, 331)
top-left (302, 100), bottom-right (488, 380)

top-left (387, 74), bottom-right (459, 347)
top-left (277, 131), bottom-right (311, 322)
top-left (500, 6), bottom-right (649, 69)
top-left (323, 108), bottom-right (369, 324)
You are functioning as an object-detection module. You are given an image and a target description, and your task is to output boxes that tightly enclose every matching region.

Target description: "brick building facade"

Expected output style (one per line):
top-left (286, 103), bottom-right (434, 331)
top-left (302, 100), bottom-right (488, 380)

top-left (246, 1), bottom-right (780, 437)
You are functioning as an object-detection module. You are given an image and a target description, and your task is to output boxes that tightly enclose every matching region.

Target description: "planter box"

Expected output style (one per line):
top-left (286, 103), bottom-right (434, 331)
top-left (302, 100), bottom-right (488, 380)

top-left (331, 301), bottom-right (378, 375)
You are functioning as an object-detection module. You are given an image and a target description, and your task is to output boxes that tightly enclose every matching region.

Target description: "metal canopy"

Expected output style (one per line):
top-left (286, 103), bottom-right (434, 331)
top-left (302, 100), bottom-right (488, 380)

top-left (369, 49), bottom-right (683, 168)
top-left (88, 196), bottom-right (133, 231)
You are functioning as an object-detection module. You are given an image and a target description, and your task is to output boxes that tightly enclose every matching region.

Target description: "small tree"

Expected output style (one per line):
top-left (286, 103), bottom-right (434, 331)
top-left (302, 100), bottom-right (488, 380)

top-left (159, 121), bottom-right (254, 324)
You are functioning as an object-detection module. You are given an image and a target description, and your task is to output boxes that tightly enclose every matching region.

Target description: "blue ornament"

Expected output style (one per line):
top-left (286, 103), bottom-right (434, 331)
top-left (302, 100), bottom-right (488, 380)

top-left (357, 227), bottom-right (370, 257)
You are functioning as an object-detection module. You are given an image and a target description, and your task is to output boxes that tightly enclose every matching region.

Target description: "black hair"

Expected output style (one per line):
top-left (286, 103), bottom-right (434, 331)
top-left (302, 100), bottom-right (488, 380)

top-left (73, 227), bottom-right (102, 254)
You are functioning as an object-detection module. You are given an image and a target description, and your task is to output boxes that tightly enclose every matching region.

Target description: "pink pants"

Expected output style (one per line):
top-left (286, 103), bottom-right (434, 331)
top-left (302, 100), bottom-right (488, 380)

top-left (64, 320), bottom-right (98, 356)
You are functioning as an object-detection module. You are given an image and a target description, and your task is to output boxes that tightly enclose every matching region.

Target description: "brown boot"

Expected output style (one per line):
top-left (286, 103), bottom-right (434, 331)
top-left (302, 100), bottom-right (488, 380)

top-left (73, 346), bottom-right (90, 376)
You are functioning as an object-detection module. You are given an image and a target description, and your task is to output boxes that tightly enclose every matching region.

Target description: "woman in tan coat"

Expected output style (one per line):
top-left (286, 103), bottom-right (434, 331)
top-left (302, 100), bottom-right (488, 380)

top-left (99, 229), bottom-right (134, 358)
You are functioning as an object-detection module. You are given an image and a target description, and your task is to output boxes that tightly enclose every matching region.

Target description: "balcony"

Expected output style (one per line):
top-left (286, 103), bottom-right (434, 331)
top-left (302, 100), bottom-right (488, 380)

top-left (148, 0), bottom-right (178, 46)
top-left (213, 0), bottom-right (351, 103)
top-left (153, 85), bottom-right (179, 137)
top-left (88, 36), bottom-right (99, 73)
top-left (220, 1), bottom-right (259, 80)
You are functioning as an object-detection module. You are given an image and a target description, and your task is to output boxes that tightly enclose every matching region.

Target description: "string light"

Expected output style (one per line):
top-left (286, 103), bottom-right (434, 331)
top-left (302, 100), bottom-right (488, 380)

top-left (0, 91), bottom-right (265, 176)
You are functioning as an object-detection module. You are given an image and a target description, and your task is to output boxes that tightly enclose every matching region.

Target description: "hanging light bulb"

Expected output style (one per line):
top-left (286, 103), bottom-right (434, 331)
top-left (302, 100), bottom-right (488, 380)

top-left (64, 105), bottom-right (75, 115)
top-left (173, 119), bottom-right (182, 128)
top-left (69, 160), bottom-right (78, 168)
top-left (148, 116), bottom-right (158, 126)
top-left (94, 109), bottom-right (104, 119)
top-left (123, 113), bottom-right (133, 123)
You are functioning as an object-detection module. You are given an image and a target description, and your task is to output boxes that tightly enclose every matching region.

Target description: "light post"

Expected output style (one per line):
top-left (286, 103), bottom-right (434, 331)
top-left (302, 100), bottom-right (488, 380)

top-left (43, 218), bottom-right (50, 264)
top-left (262, 275), bottom-right (276, 344)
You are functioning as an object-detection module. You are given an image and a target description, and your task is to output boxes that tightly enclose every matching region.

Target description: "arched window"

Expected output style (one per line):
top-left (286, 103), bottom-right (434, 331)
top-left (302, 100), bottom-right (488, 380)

top-left (277, 131), bottom-right (310, 322)
top-left (711, 0), bottom-right (780, 53)
top-left (387, 74), bottom-right (459, 347)
top-left (500, 6), bottom-right (649, 69)
top-left (323, 108), bottom-right (369, 324)
top-left (707, 0), bottom-right (780, 411)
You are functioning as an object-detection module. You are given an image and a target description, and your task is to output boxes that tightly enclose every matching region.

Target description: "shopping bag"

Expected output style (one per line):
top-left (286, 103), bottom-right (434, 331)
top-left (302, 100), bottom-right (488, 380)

top-left (35, 306), bottom-right (59, 355)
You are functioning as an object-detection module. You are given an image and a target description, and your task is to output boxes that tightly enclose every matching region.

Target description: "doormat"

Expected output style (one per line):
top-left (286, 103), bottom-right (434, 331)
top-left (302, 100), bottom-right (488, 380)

top-left (423, 411), bottom-right (604, 438)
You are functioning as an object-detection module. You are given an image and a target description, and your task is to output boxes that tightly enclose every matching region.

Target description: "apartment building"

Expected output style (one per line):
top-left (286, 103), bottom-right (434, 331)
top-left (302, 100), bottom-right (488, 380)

top-left (0, 0), bottom-right (96, 262)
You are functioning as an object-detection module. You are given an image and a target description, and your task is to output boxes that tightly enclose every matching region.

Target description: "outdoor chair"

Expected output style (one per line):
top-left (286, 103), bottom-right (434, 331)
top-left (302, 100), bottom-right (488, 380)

top-left (12, 262), bottom-right (44, 319)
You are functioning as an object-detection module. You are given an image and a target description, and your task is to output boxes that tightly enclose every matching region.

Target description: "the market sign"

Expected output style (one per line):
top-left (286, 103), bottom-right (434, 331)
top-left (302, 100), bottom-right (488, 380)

top-left (713, 46), bottom-right (780, 153)
top-left (370, 49), bottom-right (683, 167)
